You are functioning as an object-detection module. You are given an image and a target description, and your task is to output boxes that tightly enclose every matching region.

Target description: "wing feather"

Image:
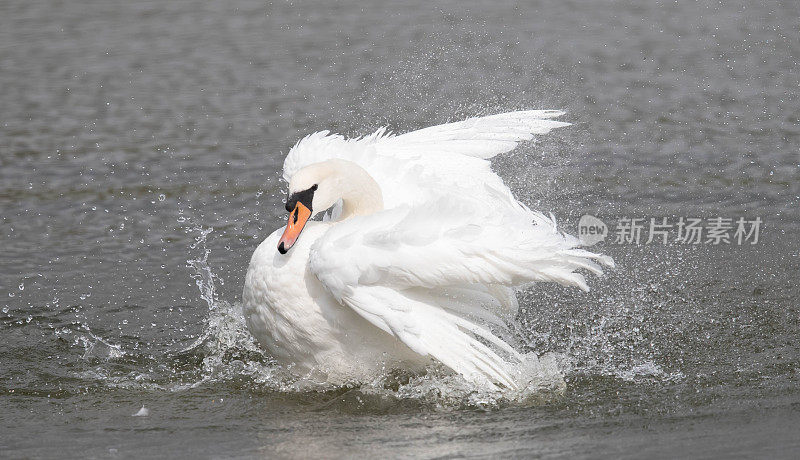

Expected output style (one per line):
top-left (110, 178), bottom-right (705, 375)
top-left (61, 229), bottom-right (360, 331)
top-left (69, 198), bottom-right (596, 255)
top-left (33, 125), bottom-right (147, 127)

top-left (379, 110), bottom-right (570, 159)
top-left (309, 197), bottom-right (612, 388)
top-left (342, 285), bottom-right (519, 389)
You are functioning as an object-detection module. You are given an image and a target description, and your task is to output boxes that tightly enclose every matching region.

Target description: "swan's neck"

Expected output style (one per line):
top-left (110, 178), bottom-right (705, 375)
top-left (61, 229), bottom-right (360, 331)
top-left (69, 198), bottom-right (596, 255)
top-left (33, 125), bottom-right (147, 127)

top-left (332, 161), bottom-right (383, 220)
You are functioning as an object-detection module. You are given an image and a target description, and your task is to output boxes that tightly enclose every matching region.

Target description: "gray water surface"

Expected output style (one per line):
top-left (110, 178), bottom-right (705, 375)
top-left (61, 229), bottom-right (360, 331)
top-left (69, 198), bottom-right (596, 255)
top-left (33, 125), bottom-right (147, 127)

top-left (2, 0), bottom-right (799, 458)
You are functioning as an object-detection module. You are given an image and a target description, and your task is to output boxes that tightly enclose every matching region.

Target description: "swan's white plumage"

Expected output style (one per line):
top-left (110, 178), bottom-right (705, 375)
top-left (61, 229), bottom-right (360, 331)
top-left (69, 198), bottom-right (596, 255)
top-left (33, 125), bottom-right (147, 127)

top-left (244, 110), bottom-right (611, 389)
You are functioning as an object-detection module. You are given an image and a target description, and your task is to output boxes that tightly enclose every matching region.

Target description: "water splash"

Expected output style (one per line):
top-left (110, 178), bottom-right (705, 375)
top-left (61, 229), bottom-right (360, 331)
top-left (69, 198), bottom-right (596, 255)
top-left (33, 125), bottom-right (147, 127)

top-left (186, 226), bottom-right (221, 310)
top-left (67, 220), bottom-right (681, 409)
top-left (79, 333), bottom-right (125, 361)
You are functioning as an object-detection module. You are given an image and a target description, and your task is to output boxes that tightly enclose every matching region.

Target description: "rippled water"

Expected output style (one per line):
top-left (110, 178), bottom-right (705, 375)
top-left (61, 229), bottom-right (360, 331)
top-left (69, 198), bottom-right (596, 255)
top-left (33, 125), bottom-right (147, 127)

top-left (2, 0), bottom-right (799, 457)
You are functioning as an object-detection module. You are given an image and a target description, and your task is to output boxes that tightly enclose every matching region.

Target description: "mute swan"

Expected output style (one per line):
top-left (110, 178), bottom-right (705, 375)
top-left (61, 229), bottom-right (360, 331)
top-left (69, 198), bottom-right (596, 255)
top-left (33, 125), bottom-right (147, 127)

top-left (243, 110), bottom-right (612, 389)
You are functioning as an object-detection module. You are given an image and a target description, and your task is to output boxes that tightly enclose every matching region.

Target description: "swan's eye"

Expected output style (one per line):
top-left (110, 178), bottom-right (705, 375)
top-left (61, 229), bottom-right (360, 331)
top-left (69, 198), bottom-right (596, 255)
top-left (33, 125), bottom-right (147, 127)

top-left (285, 185), bottom-right (317, 212)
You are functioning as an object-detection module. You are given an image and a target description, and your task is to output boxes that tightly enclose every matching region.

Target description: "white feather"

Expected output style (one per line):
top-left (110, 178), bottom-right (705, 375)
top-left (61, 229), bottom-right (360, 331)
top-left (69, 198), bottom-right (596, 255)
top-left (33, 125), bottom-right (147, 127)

top-left (244, 110), bottom-right (611, 389)
top-left (282, 110), bottom-right (571, 214)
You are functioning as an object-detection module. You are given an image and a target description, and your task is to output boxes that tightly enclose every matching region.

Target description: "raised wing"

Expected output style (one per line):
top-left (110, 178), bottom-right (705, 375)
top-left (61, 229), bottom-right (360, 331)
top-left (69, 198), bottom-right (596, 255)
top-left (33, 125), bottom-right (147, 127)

top-left (281, 110), bottom-right (570, 212)
top-left (377, 109), bottom-right (569, 159)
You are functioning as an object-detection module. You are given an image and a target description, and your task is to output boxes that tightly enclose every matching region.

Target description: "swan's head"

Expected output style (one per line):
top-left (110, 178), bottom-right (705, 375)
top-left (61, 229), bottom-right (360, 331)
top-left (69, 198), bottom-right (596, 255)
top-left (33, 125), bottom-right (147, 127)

top-left (277, 160), bottom-right (350, 254)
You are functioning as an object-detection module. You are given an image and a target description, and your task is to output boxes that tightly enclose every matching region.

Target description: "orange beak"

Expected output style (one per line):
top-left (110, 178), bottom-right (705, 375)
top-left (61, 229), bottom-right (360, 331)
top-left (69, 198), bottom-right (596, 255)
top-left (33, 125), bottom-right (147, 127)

top-left (278, 202), bottom-right (311, 254)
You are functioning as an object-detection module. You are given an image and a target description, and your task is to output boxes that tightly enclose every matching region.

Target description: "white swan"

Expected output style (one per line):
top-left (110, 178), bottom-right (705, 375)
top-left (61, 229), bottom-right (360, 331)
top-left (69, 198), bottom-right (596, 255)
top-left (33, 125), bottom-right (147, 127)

top-left (243, 110), bottom-right (612, 389)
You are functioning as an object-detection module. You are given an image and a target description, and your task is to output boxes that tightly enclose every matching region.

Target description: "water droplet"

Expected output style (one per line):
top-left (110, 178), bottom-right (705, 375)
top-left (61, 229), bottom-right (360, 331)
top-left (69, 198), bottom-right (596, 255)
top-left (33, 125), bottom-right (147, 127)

top-left (18, 283), bottom-right (24, 291)
top-left (158, 194), bottom-right (166, 202)
top-left (177, 216), bottom-right (186, 223)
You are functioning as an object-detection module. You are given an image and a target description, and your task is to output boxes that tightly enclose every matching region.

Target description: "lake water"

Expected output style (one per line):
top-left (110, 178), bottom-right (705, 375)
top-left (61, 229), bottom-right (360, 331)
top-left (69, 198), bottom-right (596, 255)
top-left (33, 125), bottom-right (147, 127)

top-left (1, 0), bottom-right (799, 457)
